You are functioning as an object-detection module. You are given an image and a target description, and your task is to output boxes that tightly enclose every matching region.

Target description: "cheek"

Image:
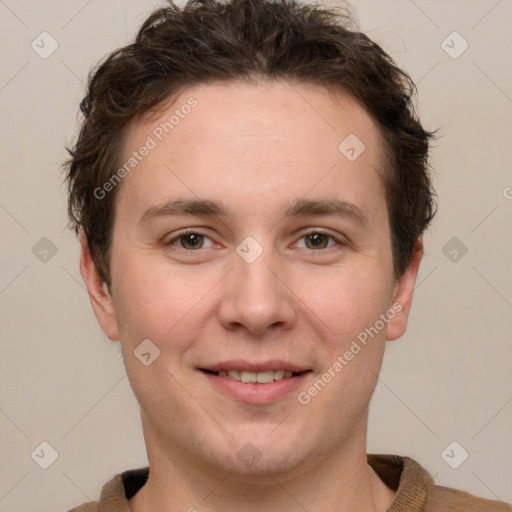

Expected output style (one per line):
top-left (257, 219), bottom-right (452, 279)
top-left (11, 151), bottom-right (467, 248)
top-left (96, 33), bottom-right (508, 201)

top-left (298, 268), bottom-right (392, 424)
top-left (306, 261), bottom-right (394, 341)
top-left (110, 253), bottom-right (208, 345)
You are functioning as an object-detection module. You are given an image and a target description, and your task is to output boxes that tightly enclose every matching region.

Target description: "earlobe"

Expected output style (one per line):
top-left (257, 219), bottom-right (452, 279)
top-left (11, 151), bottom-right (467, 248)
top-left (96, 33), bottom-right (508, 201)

top-left (386, 237), bottom-right (424, 341)
top-left (79, 234), bottom-right (120, 341)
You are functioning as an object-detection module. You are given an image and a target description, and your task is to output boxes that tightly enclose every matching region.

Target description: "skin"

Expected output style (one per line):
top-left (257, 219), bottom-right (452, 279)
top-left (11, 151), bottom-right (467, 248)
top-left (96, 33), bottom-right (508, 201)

top-left (81, 79), bottom-right (423, 511)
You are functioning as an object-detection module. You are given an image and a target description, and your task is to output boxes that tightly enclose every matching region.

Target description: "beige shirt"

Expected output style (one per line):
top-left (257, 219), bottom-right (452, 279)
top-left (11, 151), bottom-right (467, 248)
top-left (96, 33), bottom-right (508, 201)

top-left (68, 454), bottom-right (512, 511)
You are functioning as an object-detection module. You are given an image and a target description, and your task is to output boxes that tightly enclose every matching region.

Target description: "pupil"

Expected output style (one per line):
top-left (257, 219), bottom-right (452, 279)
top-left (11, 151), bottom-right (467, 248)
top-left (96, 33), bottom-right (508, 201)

top-left (183, 233), bottom-right (202, 248)
top-left (305, 233), bottom-right (328, 249)
top-left (309, 233), bottom-right (324, 246)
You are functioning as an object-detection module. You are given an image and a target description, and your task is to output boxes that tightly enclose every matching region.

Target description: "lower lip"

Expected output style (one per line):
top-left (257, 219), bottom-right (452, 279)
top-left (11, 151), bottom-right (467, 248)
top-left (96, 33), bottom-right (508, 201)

top-left (200, 371), bottom-right (311, 404)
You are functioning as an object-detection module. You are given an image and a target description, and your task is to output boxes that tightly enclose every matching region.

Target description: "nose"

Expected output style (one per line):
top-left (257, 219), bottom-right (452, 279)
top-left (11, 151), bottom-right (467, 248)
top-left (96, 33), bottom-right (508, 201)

top-left (218, 246), bottom-right (298, 336)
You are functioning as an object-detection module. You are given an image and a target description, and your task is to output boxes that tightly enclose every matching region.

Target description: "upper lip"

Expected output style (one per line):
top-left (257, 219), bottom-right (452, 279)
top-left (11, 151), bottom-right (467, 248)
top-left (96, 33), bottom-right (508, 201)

top-left (199, 360), bottom-right (310, 373)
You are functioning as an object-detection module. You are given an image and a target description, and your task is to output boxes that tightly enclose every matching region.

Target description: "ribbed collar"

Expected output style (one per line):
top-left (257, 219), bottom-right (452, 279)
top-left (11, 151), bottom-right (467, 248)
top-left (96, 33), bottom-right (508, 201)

top-left (95, 453), bottom-right (434, 511)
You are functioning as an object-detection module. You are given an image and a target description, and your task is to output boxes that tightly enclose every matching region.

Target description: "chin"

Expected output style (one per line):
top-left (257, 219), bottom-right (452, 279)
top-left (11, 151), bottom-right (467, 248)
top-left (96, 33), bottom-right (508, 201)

top-left (208, 426), bottom-right (316, 477)
top-left (219, 447), bottom-right (308, 478)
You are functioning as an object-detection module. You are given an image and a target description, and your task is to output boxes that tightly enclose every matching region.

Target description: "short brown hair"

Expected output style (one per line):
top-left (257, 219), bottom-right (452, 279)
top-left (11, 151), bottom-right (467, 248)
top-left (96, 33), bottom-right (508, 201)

top-left (65, 0), bottom-right (436, 286)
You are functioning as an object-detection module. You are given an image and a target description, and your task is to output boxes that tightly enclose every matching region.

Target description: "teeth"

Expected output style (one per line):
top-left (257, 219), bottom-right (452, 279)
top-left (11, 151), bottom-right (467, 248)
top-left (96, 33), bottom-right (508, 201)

top-left (240, 371), bottom-right (257, 383)
top-left (274, 369), bottom-right (285, 380)
top-left (228, 370), bottom-right (241, 381)
top-left (256, 370), bottom-right (274, 384)
top-left (216, 369), bottom-right (298, 383)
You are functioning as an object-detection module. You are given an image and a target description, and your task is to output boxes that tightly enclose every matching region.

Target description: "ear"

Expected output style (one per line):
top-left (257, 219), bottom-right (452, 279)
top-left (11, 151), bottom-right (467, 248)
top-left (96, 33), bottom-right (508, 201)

top-left (79, 234), bottom-right (120, 341)
top-left (386, 237), bottom-right (424, 341)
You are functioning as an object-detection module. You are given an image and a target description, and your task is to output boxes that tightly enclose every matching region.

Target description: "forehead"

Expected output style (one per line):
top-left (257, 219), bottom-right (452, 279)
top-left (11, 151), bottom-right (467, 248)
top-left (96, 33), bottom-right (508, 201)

top-left (117, 79), bottom-right (387, 227)
top-left (135, 79), bottom-right (383, 160)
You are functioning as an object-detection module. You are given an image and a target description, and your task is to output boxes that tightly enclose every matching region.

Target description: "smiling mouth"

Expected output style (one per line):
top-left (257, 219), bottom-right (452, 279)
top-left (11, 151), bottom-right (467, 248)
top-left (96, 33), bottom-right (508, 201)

top-left (200, 369), bottom-right (309, 383)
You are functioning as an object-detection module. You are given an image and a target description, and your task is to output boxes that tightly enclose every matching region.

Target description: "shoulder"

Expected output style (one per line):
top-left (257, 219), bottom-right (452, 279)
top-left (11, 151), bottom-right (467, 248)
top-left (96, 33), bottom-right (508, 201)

top-left (66, 471), bottom-right (127, 512)
top-left (368, 454), bottom-right (512, 512)
top-left (426, 484), bottom-right (512, 511)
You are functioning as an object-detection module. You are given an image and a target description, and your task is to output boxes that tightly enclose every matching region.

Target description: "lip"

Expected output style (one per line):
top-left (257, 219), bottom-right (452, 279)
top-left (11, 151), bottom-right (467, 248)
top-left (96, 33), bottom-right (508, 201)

top-left (198, 360), bottom-right (313, 405)
top-left (200, 359), bottom-right (310, 373)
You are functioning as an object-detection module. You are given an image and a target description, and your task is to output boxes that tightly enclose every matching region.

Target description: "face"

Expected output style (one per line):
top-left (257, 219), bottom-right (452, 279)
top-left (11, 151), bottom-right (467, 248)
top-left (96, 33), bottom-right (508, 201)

top-left (82, 80), bottom-right (422, 477)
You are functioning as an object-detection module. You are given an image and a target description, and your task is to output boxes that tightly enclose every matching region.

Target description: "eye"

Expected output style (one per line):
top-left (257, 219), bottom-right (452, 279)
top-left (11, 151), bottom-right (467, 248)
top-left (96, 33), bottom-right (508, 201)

top-left (166, 230), bottom-right (215, 250)
top-left (295, 231), bottom-right (339, 250)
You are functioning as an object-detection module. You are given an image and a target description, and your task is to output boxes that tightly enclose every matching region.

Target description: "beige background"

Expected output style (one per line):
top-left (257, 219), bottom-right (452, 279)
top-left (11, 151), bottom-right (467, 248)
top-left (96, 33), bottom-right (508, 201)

top-left (1, 0), bottom-right (511, 510)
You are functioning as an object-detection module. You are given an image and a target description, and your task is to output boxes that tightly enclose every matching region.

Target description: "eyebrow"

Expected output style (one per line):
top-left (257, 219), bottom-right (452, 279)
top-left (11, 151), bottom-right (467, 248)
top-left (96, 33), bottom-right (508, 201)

top-left (138, 197), bottom-right (368, 227)
top-left (139, 198), bottom-right (228, 225)
top-left (281, 198), bottom-right (369, 226)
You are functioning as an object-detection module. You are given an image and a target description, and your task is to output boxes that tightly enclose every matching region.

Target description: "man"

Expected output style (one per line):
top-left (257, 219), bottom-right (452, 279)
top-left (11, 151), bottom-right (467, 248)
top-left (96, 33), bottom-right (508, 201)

top-left (64, 0), bottom-right (511, 510)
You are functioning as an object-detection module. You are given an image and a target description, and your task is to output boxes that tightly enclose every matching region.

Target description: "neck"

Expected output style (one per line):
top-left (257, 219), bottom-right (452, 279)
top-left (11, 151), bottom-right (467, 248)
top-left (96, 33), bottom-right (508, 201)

top-left (130, 415), bottom-right (395, 512)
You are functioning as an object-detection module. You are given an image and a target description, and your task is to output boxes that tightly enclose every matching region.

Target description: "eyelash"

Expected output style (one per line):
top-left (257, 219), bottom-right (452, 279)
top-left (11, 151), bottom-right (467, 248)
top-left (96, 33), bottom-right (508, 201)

top-left (165, 228), bottom-right (345, 251)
